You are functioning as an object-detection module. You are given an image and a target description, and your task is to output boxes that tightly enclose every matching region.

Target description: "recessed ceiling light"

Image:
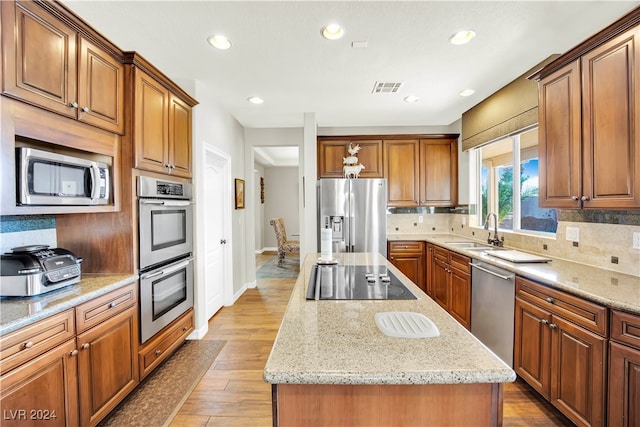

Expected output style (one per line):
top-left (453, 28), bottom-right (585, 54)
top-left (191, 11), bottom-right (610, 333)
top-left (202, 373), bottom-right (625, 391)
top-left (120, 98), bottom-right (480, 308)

top-left (459, 89), bottom-right (476, 97)
top-left (404, 95), bottom-right (420, 103)
top-left (449, 30), bottom-right (476, 45)
top-left (207, 34), bottom-right (232, 50)
top-left (321, 23), bottom-right (344, 40)
top-left (247, 96), bottom-right (264, 105)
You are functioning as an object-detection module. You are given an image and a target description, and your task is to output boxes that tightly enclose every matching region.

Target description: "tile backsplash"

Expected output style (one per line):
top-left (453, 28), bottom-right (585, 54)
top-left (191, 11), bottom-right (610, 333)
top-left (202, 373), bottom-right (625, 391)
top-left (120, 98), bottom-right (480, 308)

top-left (389, 213), bottom-right (640, 277)
top-left (0, 215), bottom-right (57, 254)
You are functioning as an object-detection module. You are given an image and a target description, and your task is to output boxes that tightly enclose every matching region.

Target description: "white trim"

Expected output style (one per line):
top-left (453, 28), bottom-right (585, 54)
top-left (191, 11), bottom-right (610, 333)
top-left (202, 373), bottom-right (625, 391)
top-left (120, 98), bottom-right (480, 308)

top-left (231, 283), bottom-right (248, 304)
top-left (186, 325), bottom-right (208, 340)
top-left (246, 280), bottom-right (257, 289)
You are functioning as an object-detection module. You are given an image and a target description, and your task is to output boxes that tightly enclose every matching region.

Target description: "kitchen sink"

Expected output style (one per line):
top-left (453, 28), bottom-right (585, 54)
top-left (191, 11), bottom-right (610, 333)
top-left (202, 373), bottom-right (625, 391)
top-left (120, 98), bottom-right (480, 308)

top-left (444, 241), bottom-right (493, 249)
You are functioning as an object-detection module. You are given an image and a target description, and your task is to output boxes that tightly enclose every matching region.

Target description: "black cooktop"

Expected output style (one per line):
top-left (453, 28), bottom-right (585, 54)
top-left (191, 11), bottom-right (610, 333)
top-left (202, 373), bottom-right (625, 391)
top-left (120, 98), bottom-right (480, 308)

top-left (305, 265), bottom-right (417, 300)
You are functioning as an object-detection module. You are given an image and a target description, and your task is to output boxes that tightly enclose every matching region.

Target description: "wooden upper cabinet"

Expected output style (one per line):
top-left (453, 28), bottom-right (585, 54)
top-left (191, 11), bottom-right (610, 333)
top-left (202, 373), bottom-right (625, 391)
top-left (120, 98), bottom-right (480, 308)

top-left (129, 54), bottom-right (196, 178)
top-left (77, 36), bottom-right (124, 134)
top-left (1, 1), bottom-right (124, 134)
top-left (134, 68), bottom-right (170, 174)
top-left (384, 139), bottom-right (420, 207)
top-left (419, 138), bottom-right (458, 206)
top-left (581, 27), bottom-right (640, 208)
top-left (317, 138), bottom-right (383, 178)
top-left (537, 20), bottom-right (640, 209)
top-left (538, 60), bottom-right (582, 208)
top-left (169, 94), bottom-right (193, 177)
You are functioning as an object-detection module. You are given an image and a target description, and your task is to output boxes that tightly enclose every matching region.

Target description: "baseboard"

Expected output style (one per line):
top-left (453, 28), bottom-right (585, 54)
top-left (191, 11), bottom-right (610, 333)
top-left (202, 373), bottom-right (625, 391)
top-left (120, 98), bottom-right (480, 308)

top-left (246, 280), bottom-right (257, 289)
top-left (231, 283), bottom-right (248, 303)
top-left (187, 324), bottom-right (207, 340)
top-left (263, 246), bottom-right (277, 252)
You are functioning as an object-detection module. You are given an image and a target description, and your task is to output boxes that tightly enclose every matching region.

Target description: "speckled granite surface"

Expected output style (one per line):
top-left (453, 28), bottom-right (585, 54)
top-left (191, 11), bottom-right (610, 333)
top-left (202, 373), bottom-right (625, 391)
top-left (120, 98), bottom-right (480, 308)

top-left (263, 252), bottom-right (516, 386)
top-left (0, 274), bottom-right (138, 335)
top-left (388, 233), bottom-right (640, 315)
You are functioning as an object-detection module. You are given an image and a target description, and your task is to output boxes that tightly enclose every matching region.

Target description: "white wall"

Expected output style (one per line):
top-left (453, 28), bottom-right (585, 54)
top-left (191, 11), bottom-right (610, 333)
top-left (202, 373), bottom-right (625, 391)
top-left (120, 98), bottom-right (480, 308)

top-left (190, 80), bottom-right (247, 337)
top-left (263, 167), bottom-right (300, 248)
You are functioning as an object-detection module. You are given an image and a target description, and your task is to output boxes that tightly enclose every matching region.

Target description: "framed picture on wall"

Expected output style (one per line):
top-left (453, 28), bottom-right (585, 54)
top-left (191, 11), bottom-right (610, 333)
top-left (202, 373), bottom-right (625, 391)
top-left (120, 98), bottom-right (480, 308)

top-left (235, 179), bottom-right (245, 209)
top-left (260, 177), bottom-right (265, 204)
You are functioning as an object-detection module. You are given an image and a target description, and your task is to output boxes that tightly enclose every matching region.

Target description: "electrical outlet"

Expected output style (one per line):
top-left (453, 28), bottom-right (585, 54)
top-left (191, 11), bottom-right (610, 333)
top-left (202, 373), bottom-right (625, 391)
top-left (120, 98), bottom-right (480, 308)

top-left (633, 232), bottom-right (640, 249)
top-left (418, 215), bottom-right (424, 224)
top-left (566, 227), bottom-right (580, 242)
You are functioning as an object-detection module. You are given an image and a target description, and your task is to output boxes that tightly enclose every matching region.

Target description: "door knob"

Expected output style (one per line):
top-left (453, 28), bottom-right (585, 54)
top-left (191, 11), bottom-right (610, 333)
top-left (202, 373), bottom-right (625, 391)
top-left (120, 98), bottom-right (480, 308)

top-left (220, 239), bottom-right (227, 244)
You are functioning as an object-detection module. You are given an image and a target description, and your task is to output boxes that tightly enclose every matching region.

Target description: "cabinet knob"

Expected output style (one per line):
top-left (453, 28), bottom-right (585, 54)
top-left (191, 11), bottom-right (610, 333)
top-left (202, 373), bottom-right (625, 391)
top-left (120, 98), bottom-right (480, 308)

top-left (546, 297), bottom-right (554, 304)
top-left (390, 257), bottom-right (394, 260)
top-left (81, 343), bottom-right (90, 350)
top-left (183, 326), bottom-right (188, 332)
top-left (109, 302), bottom-right (117, 308)
top-left (541, 319), bottom-right (548, 325)
top-left (23, 341), bottom-right (34, 350)
top-left (70, 349), bottom-right (78, 357)
top-left (155, 350), bottom-right (162, 356)
top-left (81, 106), bottom-right (90, 113)
top-left (571, 196), bottom-right (579, 201)
top-left (581, 195), bottom-right (590, 202)
top-left (549, 323), bottom-right (558, 330)
top-left (69, 102), bottom-right (78, 109)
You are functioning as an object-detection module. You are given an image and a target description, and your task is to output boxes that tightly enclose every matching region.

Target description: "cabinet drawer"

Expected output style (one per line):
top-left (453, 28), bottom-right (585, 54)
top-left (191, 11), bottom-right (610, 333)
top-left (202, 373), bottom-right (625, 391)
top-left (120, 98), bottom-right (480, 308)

top-left (139, 308), bottom-right (194, 379)
top-left (434, 246), bottom-right (449, 262)
top-left (516, 277), bottom-right (607, 336)
top-left (611, 309), bottom-right (640, 350)
top-left (75, 284), bottom-right (137, 333)
top-left (449, 252), bottom-right (470, 273)
top-left (0, 309), bottom-right (75, 375)
top-left (388, 241), bottom-right (424, 254)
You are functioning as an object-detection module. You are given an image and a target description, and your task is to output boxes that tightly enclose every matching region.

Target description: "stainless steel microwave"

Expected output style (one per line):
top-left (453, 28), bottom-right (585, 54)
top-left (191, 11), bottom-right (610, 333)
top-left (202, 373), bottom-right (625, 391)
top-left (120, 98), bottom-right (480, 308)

top-left (16, 147), bottom-right (110, 206)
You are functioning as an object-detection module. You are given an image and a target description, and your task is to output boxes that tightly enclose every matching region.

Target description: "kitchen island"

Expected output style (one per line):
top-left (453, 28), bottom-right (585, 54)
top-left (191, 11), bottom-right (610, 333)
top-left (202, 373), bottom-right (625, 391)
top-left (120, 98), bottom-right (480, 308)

top-left (264, 252), bottom-right (515, 427)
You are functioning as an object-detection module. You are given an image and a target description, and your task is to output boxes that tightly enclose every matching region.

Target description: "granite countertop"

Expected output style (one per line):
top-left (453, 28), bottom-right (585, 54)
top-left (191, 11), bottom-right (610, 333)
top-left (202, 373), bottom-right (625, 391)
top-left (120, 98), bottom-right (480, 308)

top-left (0, 274), bottom-right (138, 336)
top-left (263, 252), bottom-right (516, 386)
top-left (388, 233), bottom-right (640, 315)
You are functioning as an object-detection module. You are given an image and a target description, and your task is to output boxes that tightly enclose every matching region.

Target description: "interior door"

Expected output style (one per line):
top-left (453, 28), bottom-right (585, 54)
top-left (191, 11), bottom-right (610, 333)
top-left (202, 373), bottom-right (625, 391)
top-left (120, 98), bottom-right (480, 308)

top-left (204, 150), bottom-right (227, 319)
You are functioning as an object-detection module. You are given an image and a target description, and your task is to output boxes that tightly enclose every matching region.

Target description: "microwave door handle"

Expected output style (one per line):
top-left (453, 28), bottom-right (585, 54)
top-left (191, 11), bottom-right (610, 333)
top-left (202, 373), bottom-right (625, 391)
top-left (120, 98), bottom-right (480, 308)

top-left (89, 165), bottom-right (98, 200)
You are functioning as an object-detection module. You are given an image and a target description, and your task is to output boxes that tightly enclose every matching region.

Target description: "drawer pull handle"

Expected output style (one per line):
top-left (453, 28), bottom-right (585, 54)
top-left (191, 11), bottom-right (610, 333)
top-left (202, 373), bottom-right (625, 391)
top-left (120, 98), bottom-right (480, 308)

top-left (546, 297), bottom-right (554, 304)
top-left (549, 323), bottom-right (558, 330)
top-left (155, 350), bottom-right (162, 356)
top-left (109, 302), bottom-right (117, 308)
top-left (81, 343), bottom-right (90, 350)
top-left (23, 341), bottom-right (34, 350)
top-left (70, 349), bottom-right (78, 357)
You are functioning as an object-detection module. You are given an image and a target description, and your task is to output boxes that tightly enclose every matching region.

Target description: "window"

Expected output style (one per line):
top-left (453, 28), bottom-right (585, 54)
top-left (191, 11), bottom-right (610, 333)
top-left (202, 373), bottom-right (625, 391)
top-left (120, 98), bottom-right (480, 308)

top-left (470, 126), bottom-right (557, 235)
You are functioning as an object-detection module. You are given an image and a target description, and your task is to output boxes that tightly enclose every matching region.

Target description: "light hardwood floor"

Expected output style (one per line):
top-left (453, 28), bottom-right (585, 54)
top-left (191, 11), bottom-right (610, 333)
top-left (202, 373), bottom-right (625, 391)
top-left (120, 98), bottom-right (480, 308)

top-left (171, 252), bottom-right (573, 427)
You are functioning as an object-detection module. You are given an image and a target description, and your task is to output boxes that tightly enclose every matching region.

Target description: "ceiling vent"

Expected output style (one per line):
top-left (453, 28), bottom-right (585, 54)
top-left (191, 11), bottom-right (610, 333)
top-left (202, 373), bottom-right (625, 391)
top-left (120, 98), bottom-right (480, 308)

top-left (372, 81), bottom-right (403, 94)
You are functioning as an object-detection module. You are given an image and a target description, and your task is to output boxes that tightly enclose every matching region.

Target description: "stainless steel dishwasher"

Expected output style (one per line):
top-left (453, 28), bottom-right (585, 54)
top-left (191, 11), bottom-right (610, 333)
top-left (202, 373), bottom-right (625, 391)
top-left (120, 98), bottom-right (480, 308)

top-left (471, 261), bottom-right (516, 367)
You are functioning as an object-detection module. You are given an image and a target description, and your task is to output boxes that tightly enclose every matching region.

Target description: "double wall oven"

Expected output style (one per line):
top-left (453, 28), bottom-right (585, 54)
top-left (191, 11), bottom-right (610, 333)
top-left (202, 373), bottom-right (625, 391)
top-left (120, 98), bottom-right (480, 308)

top-left (138, 175), bottom-right (194, 344)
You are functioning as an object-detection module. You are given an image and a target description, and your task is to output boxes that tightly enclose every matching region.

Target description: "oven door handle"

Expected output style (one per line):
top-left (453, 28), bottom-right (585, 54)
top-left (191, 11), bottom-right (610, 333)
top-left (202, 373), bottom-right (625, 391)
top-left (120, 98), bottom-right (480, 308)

top-left (142, 258), bottom-right (194, 280)
top-left (140, 200), bottom-right (192, 206)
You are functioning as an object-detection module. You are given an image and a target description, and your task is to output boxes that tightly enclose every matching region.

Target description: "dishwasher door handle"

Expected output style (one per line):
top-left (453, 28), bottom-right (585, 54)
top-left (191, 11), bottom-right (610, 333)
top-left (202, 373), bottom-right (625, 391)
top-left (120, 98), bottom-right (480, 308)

top-left (470, 263), bottom-right (514, 280)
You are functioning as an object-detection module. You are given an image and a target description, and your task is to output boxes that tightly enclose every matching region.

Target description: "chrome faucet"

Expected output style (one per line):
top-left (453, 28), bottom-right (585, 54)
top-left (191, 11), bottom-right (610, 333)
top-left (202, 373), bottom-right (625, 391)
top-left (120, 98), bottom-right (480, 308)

top-left (483, 212), bottom-right (504, 247)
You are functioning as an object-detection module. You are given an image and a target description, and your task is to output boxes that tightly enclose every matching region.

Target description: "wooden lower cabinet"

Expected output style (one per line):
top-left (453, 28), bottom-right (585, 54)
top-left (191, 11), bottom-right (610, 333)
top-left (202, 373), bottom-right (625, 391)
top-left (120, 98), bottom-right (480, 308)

top-left (514, 277), bottom-right (607, 426)
top-left (429, 245), bottom-right (471, 330)
top-left (76, 305), bottom-right (138, 426)
top-left (387, 241), bottom-right (425, 293)
top-left (608, 309), bottom-right (640, 426)
top-left (0, 339), bottom-right (79, 427)
top-left (139, 308), bottom-right (194, 380)
top-left (273, 382), bottom-right (503, 427)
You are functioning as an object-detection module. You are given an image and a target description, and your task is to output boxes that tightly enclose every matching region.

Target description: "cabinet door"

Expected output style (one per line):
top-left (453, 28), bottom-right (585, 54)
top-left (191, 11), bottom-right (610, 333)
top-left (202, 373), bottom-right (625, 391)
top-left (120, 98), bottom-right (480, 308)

top-left (384, 140), bottom-right (419, 207)
top-left (168, 94), bottom-right (192, 178)
top-left (1, 1), bottom-right (77, 118)
top-left (352, 140), bottom-right (383, 178)
top-left (77, 36), bottom-right (124, 134)
top-left (317, 140), bottom-right (347, 178)
top-left (388, 241), bottom-right (425, 292)
top-left (431, 257), bottom-right (450, 310)
top-left (77, 306), bottom-right (138, 427)
top-left (134, 68), bottom-right (169, 174)
top-left (550, 315), bottom-right (606, 427)
top-left (514, 297), bottom-right (552, 398)
top-left (538, 60), bottom-right (582, 208)
top-left (419, 139), bottom-right (458, 206)
top-left (449, 267), bottom-right (470, 330)
top-left (0, 339), bottom-right (79, 427)
top-left (608, 341), bottom-right (640, 427)
top-left (581, 27), bottom-right (640, 208)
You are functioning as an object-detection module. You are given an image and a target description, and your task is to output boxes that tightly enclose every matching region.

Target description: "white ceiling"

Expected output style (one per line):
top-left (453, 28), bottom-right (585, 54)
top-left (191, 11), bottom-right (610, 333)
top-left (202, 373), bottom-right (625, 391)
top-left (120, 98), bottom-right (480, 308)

top-left (62, 1), bottom-right (637, 130)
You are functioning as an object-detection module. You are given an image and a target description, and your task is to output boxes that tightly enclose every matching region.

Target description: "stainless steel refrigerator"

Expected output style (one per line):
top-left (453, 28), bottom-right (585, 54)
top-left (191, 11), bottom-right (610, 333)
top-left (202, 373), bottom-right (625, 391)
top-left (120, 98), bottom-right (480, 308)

top-left (317, 178), bottom-right (387, 257)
